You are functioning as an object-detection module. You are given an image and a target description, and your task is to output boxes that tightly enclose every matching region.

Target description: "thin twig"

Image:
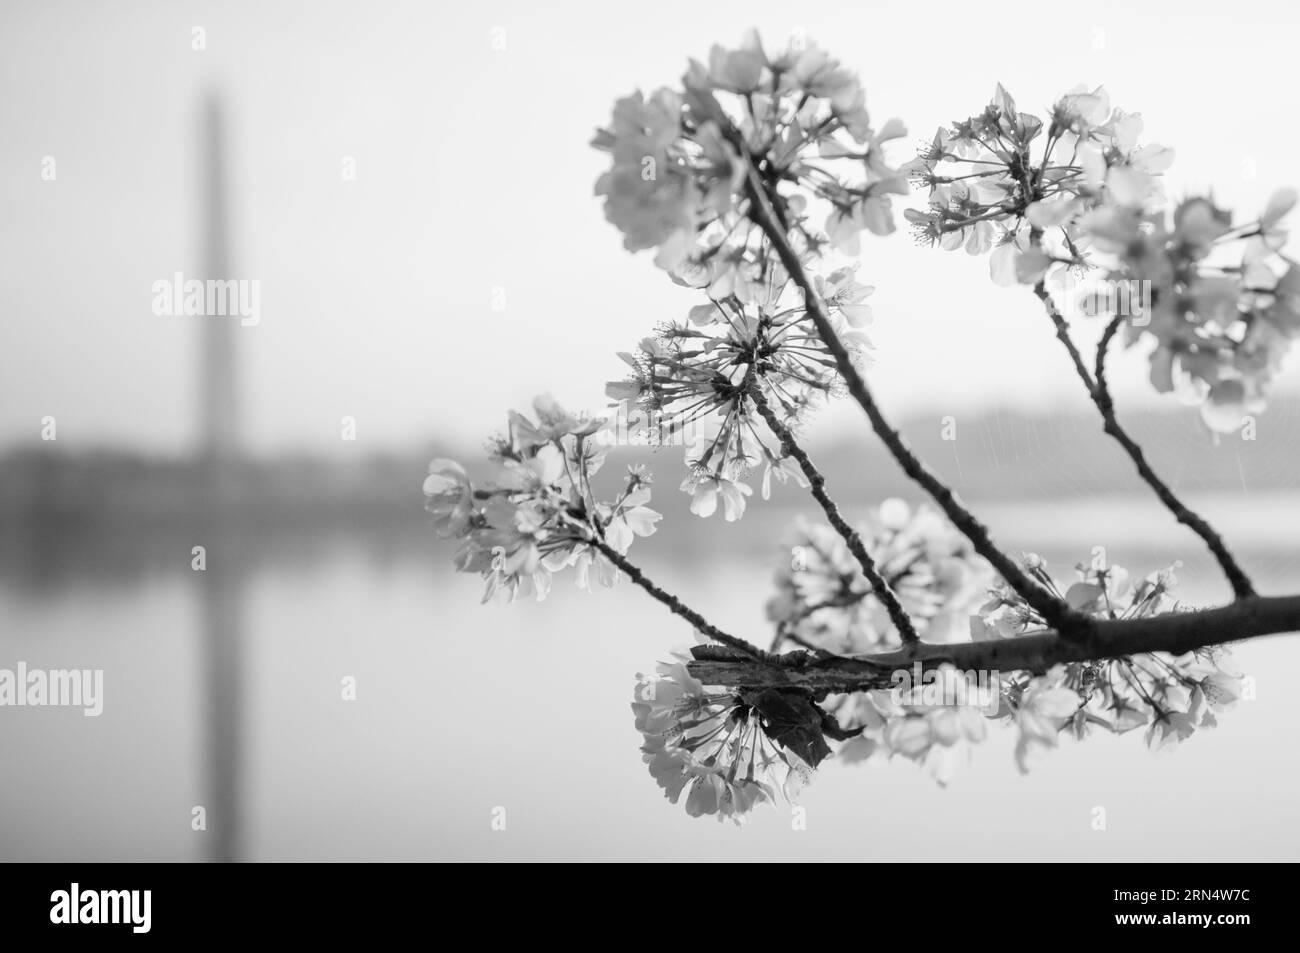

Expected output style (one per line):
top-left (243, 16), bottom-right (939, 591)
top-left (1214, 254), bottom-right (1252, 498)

top-left (1034, 282), bottom-right (1099, 392)
top-left (748, 384), bottom-right (920, 643)
top-left (590, 538), bottom-right (766, 658)
top-left (1035, 288), bottom-right (1256, 599)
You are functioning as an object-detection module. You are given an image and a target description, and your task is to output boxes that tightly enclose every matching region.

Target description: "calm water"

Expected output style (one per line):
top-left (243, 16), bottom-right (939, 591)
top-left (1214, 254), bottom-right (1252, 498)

top-left (2, 495), bottom-right (1299, 861)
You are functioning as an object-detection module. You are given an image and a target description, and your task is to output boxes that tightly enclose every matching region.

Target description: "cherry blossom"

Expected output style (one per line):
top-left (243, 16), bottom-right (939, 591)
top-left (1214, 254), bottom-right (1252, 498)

top-left (425, 395), bottom-right (661, 602)
top-left (632, 662), bottom-right (814, 822)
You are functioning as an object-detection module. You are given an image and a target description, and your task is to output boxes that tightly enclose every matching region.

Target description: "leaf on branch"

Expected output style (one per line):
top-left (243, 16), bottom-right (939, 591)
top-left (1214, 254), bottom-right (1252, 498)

top-left (745, 689), bottom-right (833, 768)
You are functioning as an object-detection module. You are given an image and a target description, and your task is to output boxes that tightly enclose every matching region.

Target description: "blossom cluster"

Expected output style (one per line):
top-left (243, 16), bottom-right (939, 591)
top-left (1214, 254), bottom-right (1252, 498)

top-left (632, 660), bottom-right (814, 823)
top-left (767, 498), bottom-right (993, 650)
top-left (830, 667), bottom-right (994, 786)
top-left (423, 395), bottom-right (661, 602)
top-left (592, 29), bottom-right (909, 294)
top-left (844, 553), bottom-right (1243, 785)
top-left (633, 522), bottom-right (1244, 817)
top-left (976, 553), bottom-right (1244, 759)
top-left (1082, 192), bottom-right (1300, 432)
top-left (606, 263), bottom-right (881, 519)
top-left (902, 84), bottom-right (1173, 285)
top-left (785, 550), bottom-right (1243, 791)
top-left (592, 33), bottom-right (920, 520)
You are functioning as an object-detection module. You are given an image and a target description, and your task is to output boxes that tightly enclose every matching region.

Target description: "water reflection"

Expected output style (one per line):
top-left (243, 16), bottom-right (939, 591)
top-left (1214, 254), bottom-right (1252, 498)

top-left (4, 399), bottom-right (1300, 859)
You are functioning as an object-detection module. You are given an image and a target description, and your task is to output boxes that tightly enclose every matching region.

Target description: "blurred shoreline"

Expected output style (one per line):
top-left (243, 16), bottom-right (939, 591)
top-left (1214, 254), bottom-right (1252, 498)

top-left (2, 403), bottom-right (1296, 590)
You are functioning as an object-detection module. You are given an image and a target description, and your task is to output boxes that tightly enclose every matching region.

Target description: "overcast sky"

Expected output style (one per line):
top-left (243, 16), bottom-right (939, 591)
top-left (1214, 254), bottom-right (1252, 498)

top-left (2, 0), bottom-right (1296, 454)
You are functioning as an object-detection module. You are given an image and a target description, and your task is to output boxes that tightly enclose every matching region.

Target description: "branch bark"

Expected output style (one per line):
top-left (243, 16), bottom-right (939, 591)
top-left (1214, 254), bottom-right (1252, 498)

top-left (747, 384), bottom-right (920, 643)
top-left (688, 594), bottom-right (1300, 693)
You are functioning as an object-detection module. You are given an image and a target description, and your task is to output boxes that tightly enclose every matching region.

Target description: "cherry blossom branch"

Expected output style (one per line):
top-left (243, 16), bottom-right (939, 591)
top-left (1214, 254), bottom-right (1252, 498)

top-left (739, 166), bottom-right (1078, 634)
top-left (590, 538), bottom-right (767, 658)
top-left (1033, 283), bottom-right (1100, 390)
top-left (1035, 288), bottom-right (1256, 599)
top-left (747, 383), bottom-right (920, 643)
top-left (688, 593), bottom-right (1300, 694)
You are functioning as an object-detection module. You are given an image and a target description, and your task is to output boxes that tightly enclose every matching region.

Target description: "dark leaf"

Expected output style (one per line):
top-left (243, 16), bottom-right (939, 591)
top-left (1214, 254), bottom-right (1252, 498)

top-left (747, 689), bottom-right (833, 768)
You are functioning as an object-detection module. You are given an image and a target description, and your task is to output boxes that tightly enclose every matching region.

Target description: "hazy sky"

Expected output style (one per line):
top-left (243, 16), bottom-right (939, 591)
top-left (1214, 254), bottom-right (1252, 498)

top-left (3, 0), bottom-right (1297, 454)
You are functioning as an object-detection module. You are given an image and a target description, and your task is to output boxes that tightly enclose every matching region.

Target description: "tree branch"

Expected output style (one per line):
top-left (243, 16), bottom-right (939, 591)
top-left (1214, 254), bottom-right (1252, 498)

top-left (739, 166), bottom-right (1077, 634)
top-left (1035, 288), bottom-right (1256, 599)
top-left (688, 593), bottom-right (1300, 693)
top-left (590, 538), bottom-right (767, 658)
top-left (748, 384), bottom-right (920, 642)
top-left (1034, 282), bottom-right (1100, 391)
